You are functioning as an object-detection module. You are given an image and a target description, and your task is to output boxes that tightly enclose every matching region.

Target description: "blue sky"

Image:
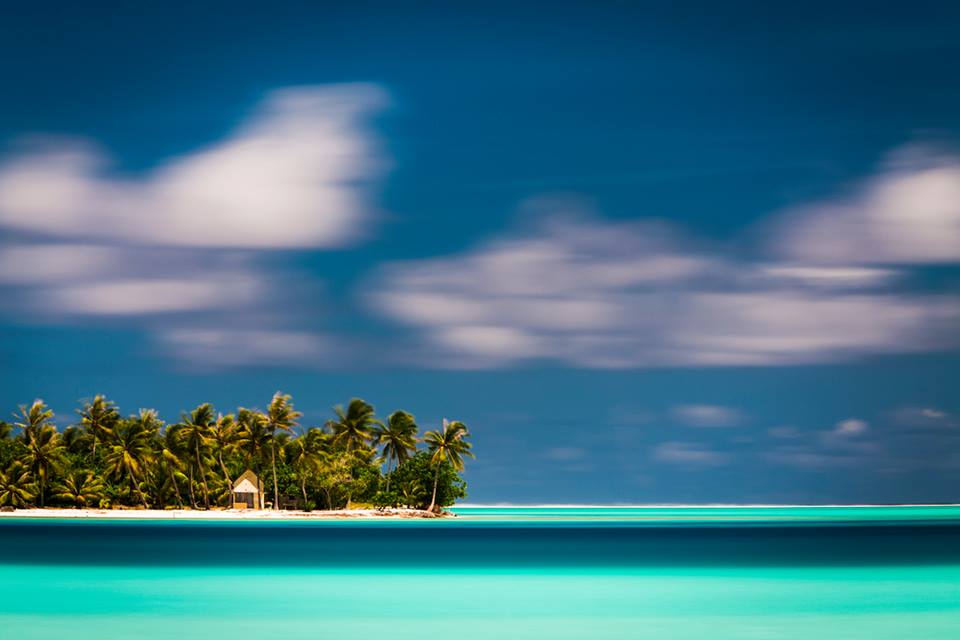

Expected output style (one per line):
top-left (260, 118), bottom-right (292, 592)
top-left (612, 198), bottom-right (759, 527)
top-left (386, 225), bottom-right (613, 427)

top-left (1, 1), bottom-right (959, 503)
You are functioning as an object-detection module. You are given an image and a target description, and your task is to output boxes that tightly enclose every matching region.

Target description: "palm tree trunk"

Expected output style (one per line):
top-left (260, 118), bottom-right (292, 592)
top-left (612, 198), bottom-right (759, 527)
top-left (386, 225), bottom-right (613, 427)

top-left (428, 464), bottom-right (440, 513)
top-left (217, 453), bottom-right (232, 509)
top-left (271, 443), bottom-right (279, 510)
top-left (255, 461), bottom-right (263, 510)
top-left (300, 476), bottom-right (308, 509)
top-left (187, 464), bottom-right (198, 509)
top-left (168, 466), bottom-right (184, 508)
top-left (130, 470), bottom-right (148, 508)
top-left (195, 443), bottom-right (210, 509)
top-left (385, 456), bottom-right (393, 494)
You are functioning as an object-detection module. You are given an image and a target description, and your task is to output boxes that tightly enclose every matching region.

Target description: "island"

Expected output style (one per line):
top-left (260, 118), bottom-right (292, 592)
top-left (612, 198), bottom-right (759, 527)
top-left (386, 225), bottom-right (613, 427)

top-left (0, 394), bottom-right (473, 517)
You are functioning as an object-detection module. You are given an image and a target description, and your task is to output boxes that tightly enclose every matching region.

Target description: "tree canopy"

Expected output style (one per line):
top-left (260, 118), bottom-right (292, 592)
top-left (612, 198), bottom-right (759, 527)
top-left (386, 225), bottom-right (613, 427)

top-left (0, 395), bottom-right (473, 513)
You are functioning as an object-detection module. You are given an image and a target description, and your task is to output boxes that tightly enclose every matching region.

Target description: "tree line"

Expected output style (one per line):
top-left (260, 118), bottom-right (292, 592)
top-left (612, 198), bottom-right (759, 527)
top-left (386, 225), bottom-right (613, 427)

top-left (0, 393), bottom-right (474, 512)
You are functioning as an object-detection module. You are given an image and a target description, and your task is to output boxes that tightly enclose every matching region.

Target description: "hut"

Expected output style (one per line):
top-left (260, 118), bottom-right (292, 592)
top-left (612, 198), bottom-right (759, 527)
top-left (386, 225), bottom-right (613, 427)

top-left (232, 469), bottom-right (263, 510)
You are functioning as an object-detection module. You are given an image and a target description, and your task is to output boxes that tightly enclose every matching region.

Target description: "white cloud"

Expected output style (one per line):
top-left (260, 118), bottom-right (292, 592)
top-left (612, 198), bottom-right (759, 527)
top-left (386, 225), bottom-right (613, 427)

top-left (0, 244), bottom-right (118, 284)
top-left (833, 418), bottom-right (869, 436)
top-left (0, 84), bottom-right (388, 368)
top-left (817, 418), bottom-right (878, 457)
top-left (672, 404), bottom-right (742, 427)
top-left (0, 84), bottom-right (386, 248)
top-left (754, 265), bottom-right (899, 289)
top-left (766, 417), bottom-right (881, 470)
top-left (892, 407), bottom-right (953, 427)
top-left (160, 329), bottom-right (336, 368)
top-left (654, 441), bottom-right (728, 466)
top-left (370, 203), bottom-right (960, 368)
top-left (49, 277), bottom-right (260, 316)
top-left (770, 145), bottom-right (960, 264)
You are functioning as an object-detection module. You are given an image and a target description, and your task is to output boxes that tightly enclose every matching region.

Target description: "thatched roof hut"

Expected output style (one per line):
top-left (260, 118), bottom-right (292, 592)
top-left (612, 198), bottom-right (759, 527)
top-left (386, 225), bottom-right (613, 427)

top-left (232, 469), bottom-right (263, 510)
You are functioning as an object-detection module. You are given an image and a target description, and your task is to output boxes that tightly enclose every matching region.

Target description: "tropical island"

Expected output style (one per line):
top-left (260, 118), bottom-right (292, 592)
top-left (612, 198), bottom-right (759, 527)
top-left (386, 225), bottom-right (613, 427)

top-left (0, 393), bottom-right (474, 517)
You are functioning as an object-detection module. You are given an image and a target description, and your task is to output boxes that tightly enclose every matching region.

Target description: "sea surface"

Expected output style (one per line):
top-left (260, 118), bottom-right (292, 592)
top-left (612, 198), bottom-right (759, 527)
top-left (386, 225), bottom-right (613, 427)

top-left (2, 506), bottom-right (960, 639)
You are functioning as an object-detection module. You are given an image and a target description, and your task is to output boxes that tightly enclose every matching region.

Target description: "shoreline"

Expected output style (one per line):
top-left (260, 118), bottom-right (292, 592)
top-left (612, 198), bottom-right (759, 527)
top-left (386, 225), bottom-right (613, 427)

top-left (0, 508), bottom-right (446, 520)
top-left (456, 503), bottom-right (960, 508)
top-left (3, 504), bottom-right (959, 521)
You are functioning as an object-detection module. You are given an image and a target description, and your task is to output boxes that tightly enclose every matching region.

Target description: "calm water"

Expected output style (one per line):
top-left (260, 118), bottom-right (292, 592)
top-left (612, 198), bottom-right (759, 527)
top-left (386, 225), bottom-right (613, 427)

top-left (2, 506), bottom-right (960, 639)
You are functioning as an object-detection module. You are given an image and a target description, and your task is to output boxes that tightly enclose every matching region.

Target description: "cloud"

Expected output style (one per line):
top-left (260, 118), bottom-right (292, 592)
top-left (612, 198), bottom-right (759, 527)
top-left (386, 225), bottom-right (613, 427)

top-left (806, 418), bottom-right (881, 461)
top-left (770, 145), bottom-right (960, 264)
top-left (832, 418), bottom-right (869, 436)
top-left (672, 404), bottom-right (742, 427)
top-left (768, 426), bottom-right (802, 439)
top-left (0, 244), bottom-right (120, 284)
top-left (0, 84), bottom-right (388, 367)
top-left (370, 196), bottom-right (960, 368)
top-left (892, 407), bottom-right (953, 428)
top-left (766, 420), bottom-right (875, 469)
top-left (159, 329), bottom-right (337, 369)
top-left (766, 410), bottom-right (959, 473)
top-left (0, 84), bottom-right (386, 248)
top-left (654, 441), bottom-right (728, 466)
top-left (49, 277), bottom-right (260, 316)
top-left (754, 265), bottom-right (900, 289)
top-left (766, 448), bottom-right (862, 469)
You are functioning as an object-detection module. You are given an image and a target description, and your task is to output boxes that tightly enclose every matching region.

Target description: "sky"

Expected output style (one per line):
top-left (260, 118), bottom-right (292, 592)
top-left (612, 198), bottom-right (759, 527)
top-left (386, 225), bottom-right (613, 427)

top-left (1, 1), bottom-right (959, 504)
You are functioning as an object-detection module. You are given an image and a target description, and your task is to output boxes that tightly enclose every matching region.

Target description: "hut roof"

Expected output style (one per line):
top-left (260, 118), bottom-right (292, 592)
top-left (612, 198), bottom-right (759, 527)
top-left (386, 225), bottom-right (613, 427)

top-left (232, 469), bottom-right (260, 493)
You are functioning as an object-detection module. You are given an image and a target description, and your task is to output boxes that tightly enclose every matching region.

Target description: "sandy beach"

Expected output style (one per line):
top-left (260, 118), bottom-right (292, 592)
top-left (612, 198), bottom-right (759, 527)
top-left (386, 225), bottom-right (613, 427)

top-left (0, 508), bottom-right (444, 520)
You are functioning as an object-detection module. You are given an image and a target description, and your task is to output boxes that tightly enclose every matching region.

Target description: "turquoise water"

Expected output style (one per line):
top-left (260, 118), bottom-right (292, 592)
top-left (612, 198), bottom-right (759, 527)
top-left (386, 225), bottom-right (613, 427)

top-left (2, 507), bottom-right (960, 639)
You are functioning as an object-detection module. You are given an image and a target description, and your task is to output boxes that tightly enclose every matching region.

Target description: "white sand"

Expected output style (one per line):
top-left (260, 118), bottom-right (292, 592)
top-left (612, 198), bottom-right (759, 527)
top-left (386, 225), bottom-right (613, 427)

top-left (0, 507), bottom-right (443, 519)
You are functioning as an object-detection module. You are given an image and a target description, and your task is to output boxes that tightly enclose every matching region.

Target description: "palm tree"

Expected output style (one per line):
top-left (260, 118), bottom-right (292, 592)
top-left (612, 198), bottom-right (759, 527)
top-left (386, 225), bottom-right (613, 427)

top-left (61, 425), bottom-right (88, 455)
top-left (0, 461), bottom-right (35, 507)
top-left (156, 426), bottom-right (186, 508)
top-left (371, 411), bottom-right (418, 493)
top-left (173, 404), bottom-right (215, 509)
top-left (0, 421), bottom-right (11, 441)
top-left (16, 401), bottom-right (64, 508)
top-left (210, 413), bottom-right (239, 507)
top-left (19, 425), bottom-right (64, 507)
top-left (287, 428), bottom-right (327, 507)
top-left (327, 398), bottom-right (381, 453)
top-left (399, 478), bottom-right (426, 509)
top-left (103, 418), bottom-right (154, 507)
top-left (53, 470), bottom-right (106, 508)
top-left (134, 408), bottom-right (164, 438)
top-left (316, 449), bottom-right (354, 510)
top-left (265, 392), bottom-right (301, 510)
top-left (141, 464), bottom-right (184, 509)
top-left (236, 408), bottom-right (270, 507)
top-left (424, 419), bottom-right (473, 512)
top-left (77, 395), bottom-right (119, 457)
top-left (15, 399), bottom-right (54, 438)
top-left (325, 399), bottom-right (382, 509)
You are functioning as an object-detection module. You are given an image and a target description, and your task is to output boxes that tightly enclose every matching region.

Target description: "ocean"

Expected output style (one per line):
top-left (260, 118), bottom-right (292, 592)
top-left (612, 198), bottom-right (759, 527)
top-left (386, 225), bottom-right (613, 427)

top-left (1, 506), bottom-right (959, 639)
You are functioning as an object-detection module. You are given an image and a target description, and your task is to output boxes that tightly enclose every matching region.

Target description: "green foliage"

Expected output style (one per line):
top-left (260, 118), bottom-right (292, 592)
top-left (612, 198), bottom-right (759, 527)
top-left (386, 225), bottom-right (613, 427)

top-left (387, 452), bottom-right (466, 509)
top-left (52, 469), bottom-right (107, 508)
top-left (423, 420), bottom-right (473, 510)
top-left (0, 395), bottom-right (473, 512)
top-left (0, 460), bottom-right (35, 507)
top-left (326, 399), bottom-right (381, 452)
